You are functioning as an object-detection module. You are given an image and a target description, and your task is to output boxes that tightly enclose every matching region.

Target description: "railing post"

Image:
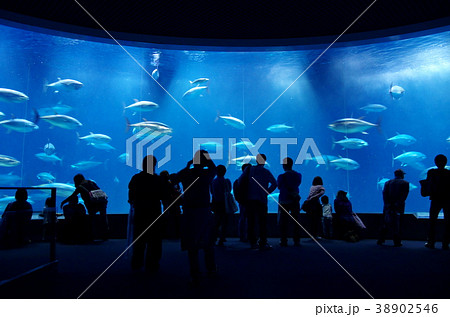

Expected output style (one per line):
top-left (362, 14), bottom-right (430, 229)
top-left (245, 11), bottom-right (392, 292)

top-left (49, 188), bottom-right (57, 262)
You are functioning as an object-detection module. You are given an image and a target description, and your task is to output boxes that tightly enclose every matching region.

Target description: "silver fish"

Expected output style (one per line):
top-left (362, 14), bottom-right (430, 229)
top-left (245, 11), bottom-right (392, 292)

top-left (333, 137), bottom-right (368, 150)
top-left (46, 78), bottom-right (83, 92)
top-left (328, 118), bottom-right (378, 134)
top-left (78, 132), bottom-right (112, 145)
top-left (266, 124), bottom-right (294, 133)
top-left (35, 111), bottom-right (82, 129)
top-left (387, 133), bottom-right (416, 147)
top-left (71, 160), bottom-right (103, 171)
top-left (393, 151), bottom-right (426, 166)
top-left (0, 88), bottom-right (29, 103)
top-left (182, 86), bottom-right (208, 99)
top-left (218, 115), bottom-right (245, 129)
top-left (0, 118), bottom-right (39, 133)
top-left (124, 101), bottom-right (159, 113)
top-left (389, 84), bottom-right (405, 100)
top-left (0, 155), bottom-right (20, 167)
top-left (330, 158), bottom-right (360, 170)
top-left (189, 78), bottom-right (209, 85)
top-left (360, 104), bottom-right (387, 113)
top-left (35, 153), bottom-right (62, 164)
top-left (37, 172), bottom-right (56, 183)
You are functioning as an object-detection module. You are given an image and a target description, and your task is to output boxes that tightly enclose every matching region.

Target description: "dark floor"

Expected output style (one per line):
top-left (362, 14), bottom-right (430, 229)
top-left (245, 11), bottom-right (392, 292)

top-left (1, 238), bottom-right (449, 299)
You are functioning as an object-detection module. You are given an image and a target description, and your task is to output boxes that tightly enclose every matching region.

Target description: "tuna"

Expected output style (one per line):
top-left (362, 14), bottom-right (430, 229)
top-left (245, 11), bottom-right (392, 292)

top-left (0, 155), bottom-right (20, 167)
top-left (266, 124), bottom-right (294, 133)
top-left (328, 118), bottom-right (378, 134)
top-left (0, 118), bottom-right (39, 133)
top-left (182, 86), bottom-right (208, 99)
top-left (189, 78), bottom-right (209, 85)
top-left (329, 158), bottom-right (360, 170)
top-left (333, 137), bottom-right (368, 150)
top-left (35, 110), bottom-right (82, 129)
top-left (387, 133), bottom-right (416, 147)
top-left (218, 115), bottom-right (246, 129)
top-left (46, 78), bottom-right (83, 92)
top-left (124, 101), bottom-right (159, 113)
top-left (389, 84), bottom-right (405, 100)
top-left (35, 153), bottom-right (62, 165)
top-left (78, 132), bottom-right (112, 145)
top-left (0, 88), bottom-right (29, 103)
top-left (393, 151), bottom-right (426, 167)
top-left (360, 104), bottom-right (387, 113)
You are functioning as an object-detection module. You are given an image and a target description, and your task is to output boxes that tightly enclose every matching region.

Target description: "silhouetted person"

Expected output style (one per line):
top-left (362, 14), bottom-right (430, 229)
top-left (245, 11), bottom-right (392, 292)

top-left (175, 150), bottom-right (217, 283)
top-left (378, 169), bottom-right (409, 247)
top-left (211, 165), bottom-right (232, 246)
top-left (40, 197), bottom-right (56, 241)
top-left (278, 157), bottom-right (302, 247)
top-left (160, 170), bottom-right (182, 239)
top-left (424, 154), bottom-right (450, 250)
top-left (234, 163), bottom-right (251, 242)
top-left (62, 195), bottom-right (87, 243)
top-left (128, 155), bottom-right (167, 273)
top-left (245, 154), bottom-right (277, 250)
top-left (334, 190), bottom-right (361, 242)
top-left (305, 176), bottom-right (325, 239)
top-left (61, 174), bottom-right (108, 241)
top-left (0, 188), bottom-right (33, 247)
top-left (321, 195), bottom-right (333, 239)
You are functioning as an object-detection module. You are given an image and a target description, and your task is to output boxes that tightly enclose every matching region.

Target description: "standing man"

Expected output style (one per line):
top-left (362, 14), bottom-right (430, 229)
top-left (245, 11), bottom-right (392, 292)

top-left (424, 154), bottom-right (450, 250)
top-left (377, 169), bottom-right (409, 247)
top-left (246, 154), bottom-right (277, 250)
top-left (278, 157), bottom-right (302, 247)
top-left (128, 155), bottom-right (167, 273)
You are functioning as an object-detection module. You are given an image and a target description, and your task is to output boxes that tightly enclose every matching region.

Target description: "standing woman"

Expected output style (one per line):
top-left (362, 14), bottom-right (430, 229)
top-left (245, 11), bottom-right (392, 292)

top-left (304, 176), bottom-right (325, 239)
top-left (176, 150), bottom-right (217, 283)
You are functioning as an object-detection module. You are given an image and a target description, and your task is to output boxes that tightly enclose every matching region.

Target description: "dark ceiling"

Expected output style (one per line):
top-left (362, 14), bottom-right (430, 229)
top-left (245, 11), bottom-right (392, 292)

top-left (1, 0), bottom-right (450, 41)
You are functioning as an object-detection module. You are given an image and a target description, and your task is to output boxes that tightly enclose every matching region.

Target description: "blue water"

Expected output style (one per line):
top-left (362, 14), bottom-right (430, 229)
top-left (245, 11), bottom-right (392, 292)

top-left (0, 21), bottom-right (449, 214)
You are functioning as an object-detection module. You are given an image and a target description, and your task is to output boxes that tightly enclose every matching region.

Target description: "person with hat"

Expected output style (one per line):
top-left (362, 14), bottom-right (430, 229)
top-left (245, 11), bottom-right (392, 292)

top-left (377, 169), bottom-right (409, 247)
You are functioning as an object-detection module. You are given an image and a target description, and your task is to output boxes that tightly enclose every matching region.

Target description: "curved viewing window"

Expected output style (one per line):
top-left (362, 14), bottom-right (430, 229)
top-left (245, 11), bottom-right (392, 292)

top-left (0, 19), bottom-right (449, 215)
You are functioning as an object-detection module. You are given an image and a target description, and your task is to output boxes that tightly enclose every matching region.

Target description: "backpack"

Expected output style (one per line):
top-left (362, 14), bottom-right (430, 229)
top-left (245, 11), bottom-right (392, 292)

top-left (80, 181), bottom-right (108, 204)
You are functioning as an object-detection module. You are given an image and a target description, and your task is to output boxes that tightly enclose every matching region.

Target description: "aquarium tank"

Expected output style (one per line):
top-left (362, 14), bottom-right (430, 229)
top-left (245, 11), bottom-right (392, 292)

top-left (0, 19), bottom-right (449, 216)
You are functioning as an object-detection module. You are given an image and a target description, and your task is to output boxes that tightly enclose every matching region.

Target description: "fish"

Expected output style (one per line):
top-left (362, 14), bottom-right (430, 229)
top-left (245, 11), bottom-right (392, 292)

top-left (117, 153), bottom-right (129, 164)
top-left (377, 177), bottom-right (417, 191)
top-left (37, 102), bottom-right (73, 116)
top-left (266, 124), bottom-right (294, 133)
top-left (88, 143), bottom-right (116, 151)
top-left (0, 111), bottom-right (5, 119)
top-left (124, 100), bottom-right (159, 113)
top-left (189, 78), bottom-right (209, 86)
top-left (78, 132), bottom-right (112, 145)
top-left (329, 158), bottom-right (360, 170)
top-left (34, 110), bottom-right (82, 129)
top-left (37, 172), bottom-right (56, 183)
top-left (46, 78), bottom-right (83, 93)
top-left (230, 155), bottom-right (270, 168)
top-left (387, 133), bottom-right (416, 147)
top-left (71, 160), bottom-right (103, 171)
top-left (218, 115), bottom-right (245, 129)
top-left (328, 118), bottom-right (379, 134)
top-left (0, 88), bottom-right (29, 103)
top-left (0, 172), bottom-right (21, 185)
top-left (0, 155), bottom-right (20, 167)
top-left (419, 165), bottom-right (450, 180)
top-left (377, 178), bottom-right (390, 190)
top-left (200, 141), bottom-right (223, 152)
top-left (333, 137), bottom-right (368, 150)
top-left (360, 104), bottom-right (387, 113)
top-left (389, 84), bottom-right (405, 100)
top-left (232, 140), bottom-right (255, 150)
top-left (182, 86), bottom-right (208, 99)
top-left (33, 183), bottom-right (76, 198)
top-left (0, 118), bottom-right (39, 133)
top-left (127, 119), bottom-right (173, 139)
top-left (35, 152), bottom-right (62, 164)
top-left (310, 155), bottom-right (339, 168)
top-left (151, 68), bottom-right (159, 80)
top-left (393, 151), bottom-right (426, 167)
top-left (43, 141), bottom-right (56, 155)
top-left (447, 136), bottom-right (450, 143)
